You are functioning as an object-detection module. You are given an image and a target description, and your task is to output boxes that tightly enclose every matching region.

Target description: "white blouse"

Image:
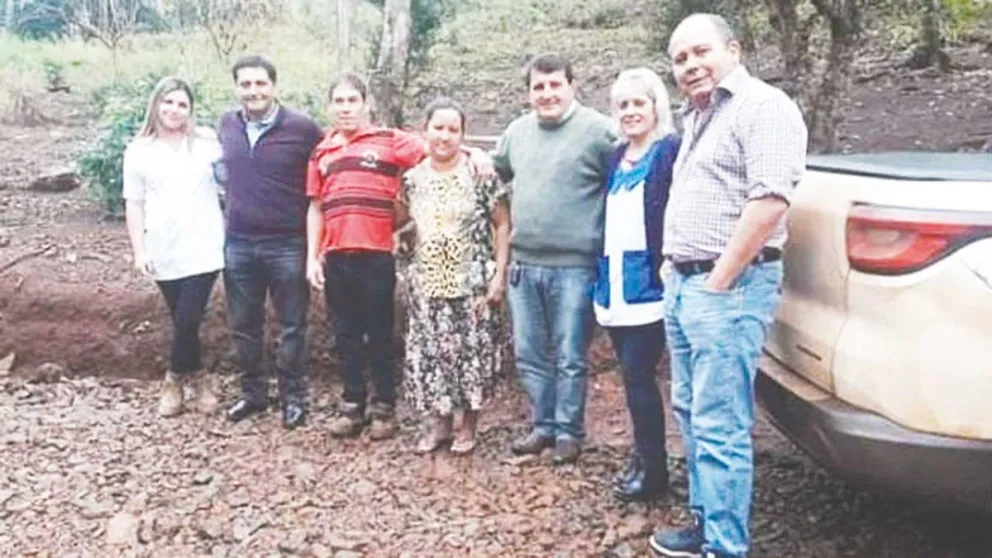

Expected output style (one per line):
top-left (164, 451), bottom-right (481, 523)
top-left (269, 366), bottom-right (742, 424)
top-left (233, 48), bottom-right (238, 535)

top-left (122, 131), bottom-right (225, 281)
top-left (594, 179), bottom-right (666, 327)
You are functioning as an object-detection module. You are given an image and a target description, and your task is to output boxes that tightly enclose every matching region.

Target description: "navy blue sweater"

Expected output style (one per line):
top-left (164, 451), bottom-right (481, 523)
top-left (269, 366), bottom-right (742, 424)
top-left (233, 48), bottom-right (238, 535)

top-left (217, 106), bottom-right (323, 239)
top-left (602, 134), bottom-right (681, 283)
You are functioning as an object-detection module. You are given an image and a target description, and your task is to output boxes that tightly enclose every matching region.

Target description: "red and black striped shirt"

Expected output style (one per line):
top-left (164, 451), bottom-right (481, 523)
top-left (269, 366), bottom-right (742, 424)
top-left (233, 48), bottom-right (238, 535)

top-left (306, 128), bottom-right (425, 254)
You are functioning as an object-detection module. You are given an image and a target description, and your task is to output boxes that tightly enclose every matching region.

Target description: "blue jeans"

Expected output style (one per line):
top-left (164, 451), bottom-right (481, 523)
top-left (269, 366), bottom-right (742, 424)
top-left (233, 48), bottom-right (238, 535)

top-left (224, 236), bottom-right (310, 406)
top-left (507, 261), bottom-right (596, 442)
top-left (664, 261), bottom-right (783, 557)
top-left (607, 321), bottom-right (667, 470)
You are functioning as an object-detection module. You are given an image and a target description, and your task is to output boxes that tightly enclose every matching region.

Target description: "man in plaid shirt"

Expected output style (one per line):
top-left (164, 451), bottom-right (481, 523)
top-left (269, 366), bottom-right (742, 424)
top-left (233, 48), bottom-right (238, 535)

top-left (648, 13), bottom-right (808, 558)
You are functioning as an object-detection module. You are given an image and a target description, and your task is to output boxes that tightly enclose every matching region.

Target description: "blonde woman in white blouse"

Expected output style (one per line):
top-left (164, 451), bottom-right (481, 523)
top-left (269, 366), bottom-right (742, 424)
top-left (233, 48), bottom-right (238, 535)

top-left (123, 76), bottom-right (225, 418)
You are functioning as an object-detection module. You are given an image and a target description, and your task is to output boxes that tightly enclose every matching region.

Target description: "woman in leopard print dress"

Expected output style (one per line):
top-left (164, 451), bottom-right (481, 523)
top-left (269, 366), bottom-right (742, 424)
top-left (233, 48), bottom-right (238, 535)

top-left (397, 97), bottom-right (510, 454)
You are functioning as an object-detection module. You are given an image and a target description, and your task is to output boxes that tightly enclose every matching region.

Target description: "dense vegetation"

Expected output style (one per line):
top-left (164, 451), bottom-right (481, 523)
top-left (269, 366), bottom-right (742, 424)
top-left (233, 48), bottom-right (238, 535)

top-left (1, 0), bottom-right (990, 213)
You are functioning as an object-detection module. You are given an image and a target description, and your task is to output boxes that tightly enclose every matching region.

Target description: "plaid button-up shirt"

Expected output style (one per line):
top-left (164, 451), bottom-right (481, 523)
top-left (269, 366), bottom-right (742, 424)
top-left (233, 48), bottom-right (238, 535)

top-left (662, 66), bottom-right (808, 262)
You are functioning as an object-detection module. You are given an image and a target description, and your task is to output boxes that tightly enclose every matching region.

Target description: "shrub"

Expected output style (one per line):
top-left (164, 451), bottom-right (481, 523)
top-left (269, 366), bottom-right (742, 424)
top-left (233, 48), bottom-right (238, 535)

top-left (79, 73), bottom-right (222, 218)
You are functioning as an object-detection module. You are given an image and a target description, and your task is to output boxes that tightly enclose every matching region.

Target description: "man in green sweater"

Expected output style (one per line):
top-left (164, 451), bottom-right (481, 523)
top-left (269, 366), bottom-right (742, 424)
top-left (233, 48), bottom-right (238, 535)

top-left (494, 52), bottom-right (617, 465)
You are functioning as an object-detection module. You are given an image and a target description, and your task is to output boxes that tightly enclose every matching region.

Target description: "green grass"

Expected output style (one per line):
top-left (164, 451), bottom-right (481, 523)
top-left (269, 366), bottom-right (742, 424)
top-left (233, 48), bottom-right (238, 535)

top-left (0, 0), bottom-right (652, 128)
top-left (0, 2), bottom-right (383, 122)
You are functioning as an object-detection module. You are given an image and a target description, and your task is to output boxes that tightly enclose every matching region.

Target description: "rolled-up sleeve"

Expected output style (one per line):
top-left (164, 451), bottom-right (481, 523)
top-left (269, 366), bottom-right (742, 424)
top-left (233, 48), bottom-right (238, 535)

top-left (743, 96), bottom-right (808, 205)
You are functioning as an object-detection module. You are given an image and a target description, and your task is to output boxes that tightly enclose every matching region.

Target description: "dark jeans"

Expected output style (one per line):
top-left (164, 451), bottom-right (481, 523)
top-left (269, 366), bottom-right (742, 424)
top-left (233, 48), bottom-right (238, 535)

top-left (224, 236), bottom-right (309, 406)
top-left (156, 271), bottom-right (219, 375)
top-left (607, 320), bottom-right (668, 471)
top-left (323, 251), bottom-right (396, 411)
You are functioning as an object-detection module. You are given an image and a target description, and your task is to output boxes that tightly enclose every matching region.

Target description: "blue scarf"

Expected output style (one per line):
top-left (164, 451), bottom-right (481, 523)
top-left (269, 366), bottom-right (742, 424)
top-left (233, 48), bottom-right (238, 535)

top-left (607, 141), bottom-right (662, 195)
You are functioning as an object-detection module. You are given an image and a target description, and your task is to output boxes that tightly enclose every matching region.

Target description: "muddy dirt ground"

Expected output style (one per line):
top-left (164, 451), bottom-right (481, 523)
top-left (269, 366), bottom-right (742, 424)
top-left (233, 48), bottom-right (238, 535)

top-left (2, 46), bottom-right (992, 557)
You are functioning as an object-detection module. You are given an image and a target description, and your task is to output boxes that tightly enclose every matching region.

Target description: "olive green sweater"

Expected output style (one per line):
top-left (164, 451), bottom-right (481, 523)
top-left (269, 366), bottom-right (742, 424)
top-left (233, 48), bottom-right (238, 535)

top-left (493, 103), bottom-right (617, 267)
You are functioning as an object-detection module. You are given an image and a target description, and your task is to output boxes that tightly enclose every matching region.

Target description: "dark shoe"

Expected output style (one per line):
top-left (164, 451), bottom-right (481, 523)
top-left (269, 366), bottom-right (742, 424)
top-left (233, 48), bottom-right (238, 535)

top-left (648, 512), bottom-right (704, 557)
top-left (328, 401), bottom-right (367, 438)
top-left (367, 403), bottom-right (399, 440)
top-left (510, 431), bottom-right (554, 455)
top-left (614, 467), bottom-right (669, 502)
top-left (613, 453), bottom-right (643, 486)
top-left (227, 399), bottom-right (266, 423)
top-left (551, 438), bottom-right (581, 465)
top-left (282, 403), bottom-right (307, 430)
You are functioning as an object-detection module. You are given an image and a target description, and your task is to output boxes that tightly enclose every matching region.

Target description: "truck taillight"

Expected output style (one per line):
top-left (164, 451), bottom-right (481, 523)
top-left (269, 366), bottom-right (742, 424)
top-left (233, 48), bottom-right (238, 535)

top-left (846, 204), bottom-right (992, 274)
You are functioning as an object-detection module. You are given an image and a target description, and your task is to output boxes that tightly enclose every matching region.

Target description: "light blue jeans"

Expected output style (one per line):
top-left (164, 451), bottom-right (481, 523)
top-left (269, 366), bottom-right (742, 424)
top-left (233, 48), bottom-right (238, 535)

top-left (664, 261), bottom-right (783, 557)
top-left (507, 261), bottom-right (596, 442)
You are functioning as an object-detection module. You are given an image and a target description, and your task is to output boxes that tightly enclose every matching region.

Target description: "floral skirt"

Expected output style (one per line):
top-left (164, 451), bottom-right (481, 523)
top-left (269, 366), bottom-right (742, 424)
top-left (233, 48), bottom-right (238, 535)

top-left (403, 292), bottom-right (504, 416)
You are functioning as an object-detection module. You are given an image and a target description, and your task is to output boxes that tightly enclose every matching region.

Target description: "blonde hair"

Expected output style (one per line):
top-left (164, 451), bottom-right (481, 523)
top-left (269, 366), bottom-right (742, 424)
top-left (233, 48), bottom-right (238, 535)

top-left (609, 68), bottom-right (676, 140)
top-left (137, 76), bottom-right (197, 143)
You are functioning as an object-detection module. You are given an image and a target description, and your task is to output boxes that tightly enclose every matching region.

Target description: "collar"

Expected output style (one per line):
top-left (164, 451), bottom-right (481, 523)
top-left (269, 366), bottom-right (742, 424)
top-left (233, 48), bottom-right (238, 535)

top-left (609, 141), bottom-right (661, 195)
top-left (537, 100), bottom-right (580, 129)
top-left (679, 65), bottom-right (751, 115)
top-left (312, 126), bottom-right (389, 154)
top-left (241, 102), bottom-right (280, 126)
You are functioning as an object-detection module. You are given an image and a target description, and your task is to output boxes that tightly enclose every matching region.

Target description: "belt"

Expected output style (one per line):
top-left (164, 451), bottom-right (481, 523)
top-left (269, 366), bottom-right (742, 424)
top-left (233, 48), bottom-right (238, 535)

top-left (671, 247), bottom-right (782, 276)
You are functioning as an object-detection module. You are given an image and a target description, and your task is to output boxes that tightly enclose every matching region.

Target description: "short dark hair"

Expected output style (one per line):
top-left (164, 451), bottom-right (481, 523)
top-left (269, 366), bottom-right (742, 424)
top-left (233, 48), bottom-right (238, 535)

top-left (231, 55), bottom-right (277, 84)
top-left (523, 53), bottom-right (574, 86)
top-left (424, 96), bottom-right (467, 131)
top-left (328, 73), bottom-right (369, 101)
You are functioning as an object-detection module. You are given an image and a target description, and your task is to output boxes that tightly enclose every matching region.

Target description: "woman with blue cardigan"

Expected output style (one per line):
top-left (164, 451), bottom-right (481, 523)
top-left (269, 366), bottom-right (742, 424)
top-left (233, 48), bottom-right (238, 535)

top-left (595, 68), bottom-right (680, 501)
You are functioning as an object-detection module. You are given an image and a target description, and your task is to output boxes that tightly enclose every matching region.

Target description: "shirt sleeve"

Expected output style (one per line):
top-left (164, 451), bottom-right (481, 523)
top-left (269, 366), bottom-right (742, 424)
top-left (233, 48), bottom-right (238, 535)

top-left (480, 176), bottom-right (508, 213)
top-left (492, 130), bottom-right (514, 184)
top-left (743, 96), bottom-right (808, 204)
top-left (400, 169), bottom-right (415, 207)
top-left (121, 143), bottom-right (145, 202)
top-left (392, 129), bottom-right (428, 171)
top-left (305, 150), bottom-right (323, 199)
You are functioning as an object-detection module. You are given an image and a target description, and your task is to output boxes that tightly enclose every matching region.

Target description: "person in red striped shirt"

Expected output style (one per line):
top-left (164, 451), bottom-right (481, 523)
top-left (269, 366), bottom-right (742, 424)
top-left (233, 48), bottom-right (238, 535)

top-left (305, 73), bottom-right (491, 440)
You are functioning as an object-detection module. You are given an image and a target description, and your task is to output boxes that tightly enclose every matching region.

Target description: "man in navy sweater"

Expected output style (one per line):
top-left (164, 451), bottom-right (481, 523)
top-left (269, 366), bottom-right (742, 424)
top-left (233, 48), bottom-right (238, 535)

top-left (216, 55), bottom-right (323, 429)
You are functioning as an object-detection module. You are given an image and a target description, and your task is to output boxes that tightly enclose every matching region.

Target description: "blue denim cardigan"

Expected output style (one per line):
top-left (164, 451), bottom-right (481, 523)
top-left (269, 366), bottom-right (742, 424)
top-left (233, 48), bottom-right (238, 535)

top-left (596, 134), bottom-right (681, 307)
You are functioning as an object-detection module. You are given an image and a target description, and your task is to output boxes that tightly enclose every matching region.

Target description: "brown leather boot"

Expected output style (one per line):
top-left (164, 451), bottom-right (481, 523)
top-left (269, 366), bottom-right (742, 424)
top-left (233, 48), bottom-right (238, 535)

top-left (367, 403), bottom-right (399, 440)
top-left (328, 402), bottom-right (367, 438)
top-left (510, 430), bottom-right (554, 455)
top-left (158, 371), bottom-right (184, 417)
top-left (192, 371), bottom-right (220, 415)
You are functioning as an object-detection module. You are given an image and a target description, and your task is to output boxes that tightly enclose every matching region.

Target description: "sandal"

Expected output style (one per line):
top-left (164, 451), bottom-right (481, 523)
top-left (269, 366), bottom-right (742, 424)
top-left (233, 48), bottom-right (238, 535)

top-left (450, 436), bottom-right (477, 455)
top-left (415, 416), bottom-right (453, 454)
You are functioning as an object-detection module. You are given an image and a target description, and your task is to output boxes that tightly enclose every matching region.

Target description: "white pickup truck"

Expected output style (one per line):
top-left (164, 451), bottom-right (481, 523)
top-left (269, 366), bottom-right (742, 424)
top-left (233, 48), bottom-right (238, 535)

top-left (756, 152), bottom-right (992, 513)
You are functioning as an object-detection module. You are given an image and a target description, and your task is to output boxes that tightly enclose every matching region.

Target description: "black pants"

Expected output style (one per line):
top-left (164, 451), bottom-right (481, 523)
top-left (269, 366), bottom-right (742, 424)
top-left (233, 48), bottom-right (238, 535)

top-left (323, 251), bottom-right (396, 411)
top-left (607, 320), bottom-right (668, 471)
top-left (156, 271), bottom-right (219, 375)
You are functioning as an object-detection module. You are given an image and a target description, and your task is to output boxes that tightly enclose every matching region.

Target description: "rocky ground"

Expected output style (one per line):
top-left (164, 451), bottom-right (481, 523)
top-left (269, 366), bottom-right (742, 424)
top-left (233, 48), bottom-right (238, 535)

top-left (2, 366), bottom-right (991, 558)
top-left (2, 38), bottom-right (992, 558)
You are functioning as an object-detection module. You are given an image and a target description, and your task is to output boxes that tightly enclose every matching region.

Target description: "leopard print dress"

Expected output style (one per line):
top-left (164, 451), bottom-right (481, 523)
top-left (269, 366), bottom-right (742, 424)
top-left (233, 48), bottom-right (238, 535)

top-left (400, 159), bottom-right (507, 415)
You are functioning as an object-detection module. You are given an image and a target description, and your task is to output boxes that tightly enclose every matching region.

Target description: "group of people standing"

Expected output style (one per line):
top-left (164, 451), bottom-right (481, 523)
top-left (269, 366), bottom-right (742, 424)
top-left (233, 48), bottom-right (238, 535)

top-left (122, 12), bottom-right (807, 558)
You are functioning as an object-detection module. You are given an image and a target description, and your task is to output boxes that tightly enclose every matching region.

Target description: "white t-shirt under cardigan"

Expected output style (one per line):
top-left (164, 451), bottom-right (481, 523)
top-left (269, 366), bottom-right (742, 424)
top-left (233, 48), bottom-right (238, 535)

top-left (594, 148), bottom-right (666, 328)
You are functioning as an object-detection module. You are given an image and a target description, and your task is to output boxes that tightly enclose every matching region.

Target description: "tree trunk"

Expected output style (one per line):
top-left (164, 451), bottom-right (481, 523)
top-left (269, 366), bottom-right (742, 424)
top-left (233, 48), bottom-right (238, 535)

top-left (763, 0), bottom-right (817, 100)
top-left (337, 0), bottom-right (350, 72)
top-left (807, 0), bottom-right (861, 152)
top-left (917, 0), bottom-right (951, 71)
top-left (370, 0), bottom-right (412, 127)
top-left (5, 0), bottom-right (16, 30)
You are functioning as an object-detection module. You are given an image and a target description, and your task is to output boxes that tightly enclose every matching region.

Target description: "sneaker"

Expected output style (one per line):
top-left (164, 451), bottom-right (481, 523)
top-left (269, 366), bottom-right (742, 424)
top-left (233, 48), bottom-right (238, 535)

top-left (648, 512), bottom-right (704, 558)
top-left (192, 372), bottom-right (220, 415)
top-left (158, 372), bottom-right (184, 417)
top-left (328, 402), bottom-right (367, 438)
top-left (551, 438), bottom-right (581, 465)
top-left (510, 430), bottom-right (555, 455)
top-left (367, 403), bottom-right (399, 440)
